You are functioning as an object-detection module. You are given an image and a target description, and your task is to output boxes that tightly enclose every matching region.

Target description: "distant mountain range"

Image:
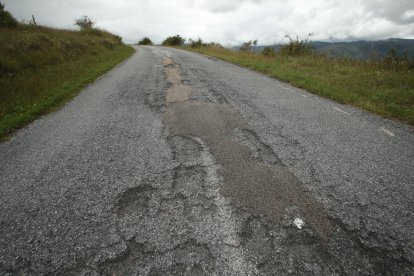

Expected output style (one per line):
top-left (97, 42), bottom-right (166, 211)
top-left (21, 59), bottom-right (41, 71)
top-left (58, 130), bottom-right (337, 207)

top-left (252, 38), bottom-right (414, 60)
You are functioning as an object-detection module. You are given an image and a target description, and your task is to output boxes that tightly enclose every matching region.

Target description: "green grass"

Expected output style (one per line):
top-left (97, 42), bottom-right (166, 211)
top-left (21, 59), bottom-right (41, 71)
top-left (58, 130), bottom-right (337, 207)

top-left (181, 46), bottom-right (414, 125)
top-left (0, 24), bottom-right (134, 140)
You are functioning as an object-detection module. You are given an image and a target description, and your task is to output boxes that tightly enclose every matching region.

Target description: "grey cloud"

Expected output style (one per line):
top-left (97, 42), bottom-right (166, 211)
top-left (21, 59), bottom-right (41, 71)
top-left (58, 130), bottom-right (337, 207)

top-left (190, 0), bottom-right (269, 13)
top-left (2, 0), bottom-right (414, 45)
top-left (362, 0), bottom-right (414, 24)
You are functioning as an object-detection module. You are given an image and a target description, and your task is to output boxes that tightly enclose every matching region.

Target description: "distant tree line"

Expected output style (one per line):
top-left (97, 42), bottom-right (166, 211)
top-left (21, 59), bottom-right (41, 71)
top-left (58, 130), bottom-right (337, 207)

top-left (138, 33), bottom-right (414, 71)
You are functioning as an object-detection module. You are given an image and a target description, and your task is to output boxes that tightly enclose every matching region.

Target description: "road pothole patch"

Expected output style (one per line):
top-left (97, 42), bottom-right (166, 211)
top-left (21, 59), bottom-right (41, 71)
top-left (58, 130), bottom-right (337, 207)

top-left (164, 101), bottom-right (335, 239)
top-left (166, 85), bottom-right (192, 103)
top-left (164, 57), bottom-right (192, 103)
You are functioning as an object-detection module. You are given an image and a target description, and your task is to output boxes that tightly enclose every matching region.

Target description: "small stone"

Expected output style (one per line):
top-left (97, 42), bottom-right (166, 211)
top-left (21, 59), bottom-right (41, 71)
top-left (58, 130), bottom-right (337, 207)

top-left (293, 218), bottom-right (305, 229)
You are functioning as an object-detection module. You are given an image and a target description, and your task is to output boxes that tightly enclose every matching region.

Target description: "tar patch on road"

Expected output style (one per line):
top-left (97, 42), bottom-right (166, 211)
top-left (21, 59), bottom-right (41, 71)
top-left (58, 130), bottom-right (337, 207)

top-left (163, 56), bottom-right (334, 238)
top-left (164, 101), bottom-right (335, 239)
top-left (164, 57), bottom-right (192, 103)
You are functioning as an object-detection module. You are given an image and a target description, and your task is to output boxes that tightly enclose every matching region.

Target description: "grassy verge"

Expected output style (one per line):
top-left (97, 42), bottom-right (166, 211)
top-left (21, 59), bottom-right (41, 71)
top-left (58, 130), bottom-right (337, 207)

top-left (0, 24), bottom-right (134, 140)
top-left (181, 46), bottom-right (414, 125)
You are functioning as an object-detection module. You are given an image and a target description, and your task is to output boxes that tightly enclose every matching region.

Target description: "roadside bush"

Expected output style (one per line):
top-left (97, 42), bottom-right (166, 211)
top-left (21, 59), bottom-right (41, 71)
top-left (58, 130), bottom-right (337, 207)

top-left (381, 48), bottom-right (413, 71)
top-left (0, 2), bottom-right (18, 28)
top-left (189, 38), bottom-right (207, 48)
top-left (138, 37), bottom-right (153, 45)
top-left (0, 57), bottom-right (18, 75)
top-left (206, 42), bottom-right (224, 49)
top-left (240, 40), bottom-right (258, 52)
top-left (162, 35), bottom-right (185, 46)
top-left (113, 35), bottom-right (123, 44)
top-left (262, 47), bottom-right (276, 57)
top-left (81, 27), bottom-right (104, 36)
top-left (102, 39), bottom-right (115, 50)
top-left (75, 16), bottom-right (94, 30)
top-left (279, 34), bottom-right (314, 56)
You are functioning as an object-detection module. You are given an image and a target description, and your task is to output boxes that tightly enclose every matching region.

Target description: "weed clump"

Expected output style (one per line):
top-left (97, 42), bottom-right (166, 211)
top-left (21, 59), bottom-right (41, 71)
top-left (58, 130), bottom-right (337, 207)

top-left (162, 35), bottom-right (185, 46)
top-left (0, 2), bottom-right (17, 28)
top-left (380, 48), bottom-right (413, 71)
top-left (138, 37), bottom-right (153, 45)
top-left (280, 34), bottom-right (314, 56)
top-left (113, 35), bottom-right (123, 44)
top-left (206, 42), bottom-right (225, 49)
top-left (262, 47), bottom-right (276, 57)
top-left (189, 38), bottom-right (207, 48)
top-left (240, 40), bottom-right (258, 52)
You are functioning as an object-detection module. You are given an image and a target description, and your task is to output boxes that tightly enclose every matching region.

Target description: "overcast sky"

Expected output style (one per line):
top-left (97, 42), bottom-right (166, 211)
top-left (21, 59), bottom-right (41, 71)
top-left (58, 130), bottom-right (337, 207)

top-left (4, 0), bottom-right (414, 45)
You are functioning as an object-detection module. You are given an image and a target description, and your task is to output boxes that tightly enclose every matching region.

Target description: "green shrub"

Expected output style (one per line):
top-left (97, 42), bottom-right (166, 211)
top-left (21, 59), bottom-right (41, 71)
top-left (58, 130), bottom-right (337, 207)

top-left (189, 38), bottom-right (207, 48)
top-left (0, 2), bottom-right (18, 28)
top-left (81, 27), bottom-right (103, 36)
top-left (206, 42), bottom-right (224, 49)
top-left (138, 37), bottom-right (153, 45)
top-left (0, 57), bottom-right (18, 75)
top-left (240, 40), bottom-right (258, 52)
top-left (75, 16), bottom-right (94, 30)
top-left (113, 35), bottom-right (123, 44)
top-left (102, 39), bottom-right (115, 49)
top-left (279, 35), bottom-right (314, 56)
top-left (162, 35), bottom-right (185, 46)
top-left (262, 47), bottom-right (276, 57)
top-left (381, 48), bottom-right (413, 71)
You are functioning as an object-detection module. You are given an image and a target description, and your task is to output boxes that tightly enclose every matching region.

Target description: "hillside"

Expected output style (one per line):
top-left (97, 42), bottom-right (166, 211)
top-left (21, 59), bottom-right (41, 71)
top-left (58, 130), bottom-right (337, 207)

top-left (314, 39), bottom-right (414, 60)
top-left (0, 23), bottom-right (134, 139)
top-left (252, 39), bottom-right (414, 60)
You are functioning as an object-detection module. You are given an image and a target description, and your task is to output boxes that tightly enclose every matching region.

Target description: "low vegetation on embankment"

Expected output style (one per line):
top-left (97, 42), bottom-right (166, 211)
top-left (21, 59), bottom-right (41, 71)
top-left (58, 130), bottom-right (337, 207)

top-left (179, 38), bottom-right (414, 126)
top-left (0, 9), bottom-right (134, 140)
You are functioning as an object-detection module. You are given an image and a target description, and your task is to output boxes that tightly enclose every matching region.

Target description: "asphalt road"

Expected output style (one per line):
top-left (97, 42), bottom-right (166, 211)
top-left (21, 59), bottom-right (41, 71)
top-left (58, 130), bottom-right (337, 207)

top-left (1, 46), bottom-right (413, 275)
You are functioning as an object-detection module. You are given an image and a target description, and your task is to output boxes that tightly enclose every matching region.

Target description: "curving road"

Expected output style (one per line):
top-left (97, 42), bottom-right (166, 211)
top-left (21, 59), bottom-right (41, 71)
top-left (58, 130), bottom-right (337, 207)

top-left (1, 46), bottom-right (413, 274)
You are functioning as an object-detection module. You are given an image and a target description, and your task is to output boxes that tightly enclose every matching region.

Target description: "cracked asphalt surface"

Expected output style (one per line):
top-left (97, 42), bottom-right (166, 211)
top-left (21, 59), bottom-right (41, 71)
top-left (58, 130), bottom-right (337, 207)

top-left (1, 46), bottom-right (413, 275)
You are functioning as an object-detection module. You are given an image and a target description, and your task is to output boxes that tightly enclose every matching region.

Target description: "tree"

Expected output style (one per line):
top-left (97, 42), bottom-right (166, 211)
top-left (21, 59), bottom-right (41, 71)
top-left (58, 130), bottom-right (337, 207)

top-left (138, 37), bottom-right (153, 45)
top-left (75, 16), bottom-right (94, 30)
top-left (240, 40), bottom-right (258, 52)
top-left (162, 35), bottom-right (185, 46)
top-left (189, 38), bottom-right (207, 48)
top-left (0, 1), bottom-right (18, 28)
top-left (279, 34), bottom-right (314, 56)
top-left (262, 46), bottom-right (276, 57)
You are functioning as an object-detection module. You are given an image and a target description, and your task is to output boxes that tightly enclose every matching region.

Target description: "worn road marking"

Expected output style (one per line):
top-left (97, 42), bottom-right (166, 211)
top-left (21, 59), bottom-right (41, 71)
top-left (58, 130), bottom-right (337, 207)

top-left (301, 94), bottom-right (308, 98)
top-left (333, 107), bottom-right (350, 115)
top-left (380, 127), bottom-right (395, 137)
